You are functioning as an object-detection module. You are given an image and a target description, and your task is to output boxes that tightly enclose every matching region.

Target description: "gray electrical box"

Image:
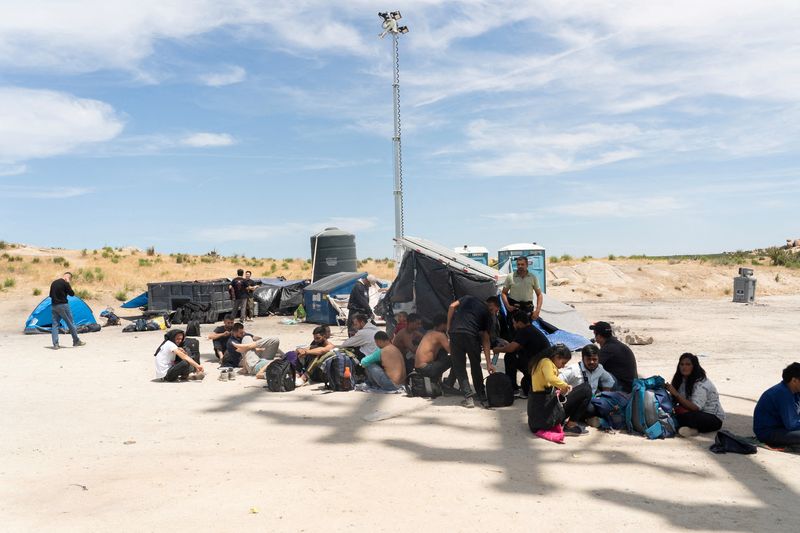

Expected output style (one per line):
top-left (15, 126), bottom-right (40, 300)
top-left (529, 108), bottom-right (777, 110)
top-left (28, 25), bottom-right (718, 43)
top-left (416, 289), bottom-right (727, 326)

top-left (733, 267), bottom-right (756, 303)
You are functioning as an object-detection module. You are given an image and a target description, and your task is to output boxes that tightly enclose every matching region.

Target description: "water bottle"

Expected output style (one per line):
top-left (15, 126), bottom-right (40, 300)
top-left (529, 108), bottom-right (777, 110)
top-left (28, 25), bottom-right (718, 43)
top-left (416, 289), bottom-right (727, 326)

top-left (343, 365), bottom-right (352, 389)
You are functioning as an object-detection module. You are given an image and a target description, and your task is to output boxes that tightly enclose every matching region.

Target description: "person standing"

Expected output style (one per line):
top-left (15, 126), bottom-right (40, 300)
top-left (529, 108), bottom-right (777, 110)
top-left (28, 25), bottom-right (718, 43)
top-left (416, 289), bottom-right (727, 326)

top-left (501, 256), bottom-right (543, 323)
top-left (229, 269), bottom-right (248, 322)
top-left (446, 295), bottom-right (496, 408)
top-left (244, 270), bottom-right (258, 321)
top-left (48, 272), bottom-right (85, 349)
top-left (347, 275), bottom-right (375, 337)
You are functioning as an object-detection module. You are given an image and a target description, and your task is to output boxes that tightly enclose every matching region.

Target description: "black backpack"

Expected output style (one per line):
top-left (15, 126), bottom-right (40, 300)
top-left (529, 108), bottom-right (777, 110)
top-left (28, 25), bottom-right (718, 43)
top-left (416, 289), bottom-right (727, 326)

top-left (323, 352), bottom-right (356, 391)
top-left (265, 359), bottom-right (296, 392)
top-left (407, 372), bottom-right (442, 398)
top-left (485, 373), bottom-right (515, 407)
top-left (185, 320), bottom-right (200, 337)
top-left (182, 338), bottom-right (200, 360)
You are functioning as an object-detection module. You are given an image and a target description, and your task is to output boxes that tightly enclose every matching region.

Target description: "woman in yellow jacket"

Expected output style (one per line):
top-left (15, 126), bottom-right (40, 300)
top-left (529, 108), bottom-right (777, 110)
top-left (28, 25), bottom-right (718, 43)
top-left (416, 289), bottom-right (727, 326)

top-left (530, 344), bottom-right (592, 439)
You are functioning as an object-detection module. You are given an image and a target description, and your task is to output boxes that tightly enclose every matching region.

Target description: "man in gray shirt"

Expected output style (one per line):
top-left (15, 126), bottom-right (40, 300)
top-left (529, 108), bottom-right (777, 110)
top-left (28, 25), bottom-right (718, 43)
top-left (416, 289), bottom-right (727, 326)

top-left (338, 313), bottom-right (379, 359)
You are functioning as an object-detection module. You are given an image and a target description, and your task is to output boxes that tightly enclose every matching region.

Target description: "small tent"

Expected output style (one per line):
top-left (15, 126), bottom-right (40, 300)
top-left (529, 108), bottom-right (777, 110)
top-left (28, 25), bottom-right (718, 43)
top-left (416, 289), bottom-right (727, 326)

top-left (253, 278), bottom-right (310, 316)
top-left (24, 296), bottom-right (97, 334)
top-left (303, 272), bottom-right (367, 325)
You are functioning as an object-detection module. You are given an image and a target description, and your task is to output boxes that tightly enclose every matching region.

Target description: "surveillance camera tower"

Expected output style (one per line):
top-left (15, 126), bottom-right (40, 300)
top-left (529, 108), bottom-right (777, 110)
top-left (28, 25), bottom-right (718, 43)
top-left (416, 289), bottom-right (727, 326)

top-left (378, 11), bottom-right (409, 272)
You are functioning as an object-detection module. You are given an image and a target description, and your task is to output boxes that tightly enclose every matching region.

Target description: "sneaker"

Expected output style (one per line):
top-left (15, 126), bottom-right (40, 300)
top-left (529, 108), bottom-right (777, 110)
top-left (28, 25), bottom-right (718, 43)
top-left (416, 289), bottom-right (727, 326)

top-left (218, 371), bottom-right (229, 382)
top-left (295, 377), bottom-right (308, 387)
top-left (564, 424), bottom-right (588, 435)
top-left (227, 369), bottom-right (236, 381)
top-left (678, 426), bottom-right (699, 438)
top-left (53, 344), bottom-right (60, 350)
top-left (188, 371), bottom-right (205, 381)
top-left (514, 389), bottom-right (528, 399)
top-left (461, 396), bottom-right (475, 409)
top-left (73, 340), bottom-right (86, 347)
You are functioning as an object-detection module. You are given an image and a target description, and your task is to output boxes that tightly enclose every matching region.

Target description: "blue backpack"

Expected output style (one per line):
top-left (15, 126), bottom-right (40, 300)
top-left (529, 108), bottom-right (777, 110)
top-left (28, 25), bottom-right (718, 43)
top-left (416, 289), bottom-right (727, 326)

top-left (590, 391), bottom-right (630, 429)
top-left (323, 350), bottom-right (357, 391)
top-left (625, 376), bottom-right (677, 439)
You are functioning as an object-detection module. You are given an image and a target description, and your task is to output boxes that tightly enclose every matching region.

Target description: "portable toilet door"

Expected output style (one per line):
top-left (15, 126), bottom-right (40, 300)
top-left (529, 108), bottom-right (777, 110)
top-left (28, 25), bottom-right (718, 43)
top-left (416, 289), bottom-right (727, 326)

top-left (497, 243), bottom-right (547, 292)
top-left (454, 245), bottom-right (490, 266)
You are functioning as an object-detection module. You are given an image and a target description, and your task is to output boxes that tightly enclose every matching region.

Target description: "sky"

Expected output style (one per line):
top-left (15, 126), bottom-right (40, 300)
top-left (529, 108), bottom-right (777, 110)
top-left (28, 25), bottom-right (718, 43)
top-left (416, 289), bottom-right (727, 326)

top-left (1, 1), bottom-right (799, 260)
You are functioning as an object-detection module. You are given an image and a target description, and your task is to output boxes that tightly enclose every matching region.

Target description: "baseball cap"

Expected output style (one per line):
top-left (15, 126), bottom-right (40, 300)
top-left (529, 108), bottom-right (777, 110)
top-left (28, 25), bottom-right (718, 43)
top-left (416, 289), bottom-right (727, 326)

top-left (589, 321), bottom-right (613, 336)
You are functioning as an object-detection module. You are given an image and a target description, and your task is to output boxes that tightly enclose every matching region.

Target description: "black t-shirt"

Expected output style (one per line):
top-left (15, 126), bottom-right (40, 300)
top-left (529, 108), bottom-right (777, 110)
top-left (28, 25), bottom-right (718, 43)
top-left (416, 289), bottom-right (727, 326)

top-left (49, 278), bottom-right (74, 305)
top-left (223, 336), bottom-right (244, 367)
top-left (212, 325), bottom-right (230, 350)
top-left (348, 281), bottom-right (371, 313)
top-left (449, 295), bottom-right (490, 336)
top-left (599, 337), bottom-right (638, 393)
top-left (512, 325), bottom-right (550, 362)
top-left (231, 277), bottom-right (248, 299)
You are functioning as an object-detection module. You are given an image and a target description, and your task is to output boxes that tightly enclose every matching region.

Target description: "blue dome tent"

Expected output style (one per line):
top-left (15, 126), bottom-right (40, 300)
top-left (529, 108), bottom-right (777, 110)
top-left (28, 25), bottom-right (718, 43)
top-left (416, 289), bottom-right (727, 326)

top-left (24, 296), bottom-right (97, 334)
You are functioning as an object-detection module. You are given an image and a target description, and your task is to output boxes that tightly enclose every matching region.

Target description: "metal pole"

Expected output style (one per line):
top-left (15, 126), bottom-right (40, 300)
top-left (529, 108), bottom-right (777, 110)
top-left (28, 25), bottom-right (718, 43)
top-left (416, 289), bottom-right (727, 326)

top-left (392, 33), bottom-right (404, 272)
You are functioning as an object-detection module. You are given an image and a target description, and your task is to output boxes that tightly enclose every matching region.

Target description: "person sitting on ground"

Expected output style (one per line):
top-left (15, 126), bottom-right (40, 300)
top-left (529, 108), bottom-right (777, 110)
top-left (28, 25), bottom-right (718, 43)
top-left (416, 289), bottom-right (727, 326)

top-left (208, 314), bottom-right (235, 360)
top-left (393, 312), bottom-right (424, 372)
top-left (665, 353), bottom-right (725, 437)
top-left (219, 323), bottom-right (270, 377)
top-left (531, 344), bottom-right (591, 435)
top-left (293, 325), bottom-right (335, 385)
top-left (393, 311), bottom-right (409, 336)
top-left (338, 313), bottom-right (379, 359)
top-left (590, 321), bottom-right (638, 393)
top-left (414, 314), bottom-right (451, 381)
top-left (154, 329), bottom-right (205, 382)
top-left (753, 362), bottom-right (800, 448)
top-left (492, 310), bottom-right (550, 399)
top-left (560, 344), bottom-right (617, 395)
top-left (360, 332), bottom-right (407, 391)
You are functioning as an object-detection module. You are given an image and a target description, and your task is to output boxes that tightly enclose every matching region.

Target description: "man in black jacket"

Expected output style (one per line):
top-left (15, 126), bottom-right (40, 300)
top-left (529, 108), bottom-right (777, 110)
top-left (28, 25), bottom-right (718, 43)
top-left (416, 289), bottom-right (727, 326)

top-left (346, 275), bottom-right (375, 337)
top-left (590, 321), bottom-right (637, 393)
top-left (49, 272), bottom-right (85, 349)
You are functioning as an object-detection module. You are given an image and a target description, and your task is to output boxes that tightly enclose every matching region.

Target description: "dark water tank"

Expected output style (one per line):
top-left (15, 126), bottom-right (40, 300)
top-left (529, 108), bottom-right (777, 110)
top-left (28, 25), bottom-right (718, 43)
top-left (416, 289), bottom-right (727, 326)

top-left (310, 227), bottom-right (358, 282)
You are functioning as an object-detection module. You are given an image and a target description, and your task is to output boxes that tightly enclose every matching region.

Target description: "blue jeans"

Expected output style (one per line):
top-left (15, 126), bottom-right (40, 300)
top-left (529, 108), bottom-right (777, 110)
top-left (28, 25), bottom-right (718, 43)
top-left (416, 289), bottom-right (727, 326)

top-left (51, 303), bottom-right (80, 346)
top-left (365, 364), bottom-right (399, 391)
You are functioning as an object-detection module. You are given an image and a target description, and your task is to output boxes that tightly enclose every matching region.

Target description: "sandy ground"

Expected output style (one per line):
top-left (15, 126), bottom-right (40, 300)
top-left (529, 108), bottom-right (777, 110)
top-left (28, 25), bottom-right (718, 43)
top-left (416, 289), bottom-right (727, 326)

top-left (1, 294), bottom-right (799, 532)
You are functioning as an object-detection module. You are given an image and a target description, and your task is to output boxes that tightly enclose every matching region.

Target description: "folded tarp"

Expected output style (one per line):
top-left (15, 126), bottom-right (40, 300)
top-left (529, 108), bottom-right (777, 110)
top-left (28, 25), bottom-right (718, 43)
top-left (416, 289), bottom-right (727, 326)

top-left (121, 292), bottom-right (148, 309)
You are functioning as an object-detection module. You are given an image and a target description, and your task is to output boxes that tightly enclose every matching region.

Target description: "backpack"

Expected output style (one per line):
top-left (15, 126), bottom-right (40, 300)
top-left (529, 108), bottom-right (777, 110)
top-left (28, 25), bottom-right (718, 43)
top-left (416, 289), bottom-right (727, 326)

top-left (265, 359), bottom-right (296, 392)
top-left (590, 391), bottom-right (630, 429)
top-left (323, 351), bottom-right (357, 391)
top-left (185, 320), bottom-right (200, 337)
top-left (182, 337), bottom-right (200, 361)
top-left (625, 376), bottom-right (677, 439)
top-left (485, 373), bottom-right (514, 407)
top-left (407, 372), bottom-right (443, 398)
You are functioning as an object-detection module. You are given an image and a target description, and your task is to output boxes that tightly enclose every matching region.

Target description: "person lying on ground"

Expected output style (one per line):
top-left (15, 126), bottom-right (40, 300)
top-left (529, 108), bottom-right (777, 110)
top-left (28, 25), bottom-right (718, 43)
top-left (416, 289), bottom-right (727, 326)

top-left (665, 353), bottom-right (725, 437)
top-left (220, 322), bottom-right (266, 371)
top-left (154, 329), bottom-right (205, 382)
top-left (445, 295), bottom-right (497, 408)
top-left (414, 314), bottom-right (451, 381)
top-left (590, 321), bottom-right (638, 393)
top-left (360, 331), bottom-right (407, 391)
top-left (208, 314), bottom-right (235, 360)
top-left (293, 325), bottom-right (335, 385)
top-left (531, 344), bottom-right (591, 435)
top-left (753, 362), bottom-right (800, 448)
top-left (492, 311), bottom-right (550, 399)
top-left (338, 313), bottom-right (379, 359)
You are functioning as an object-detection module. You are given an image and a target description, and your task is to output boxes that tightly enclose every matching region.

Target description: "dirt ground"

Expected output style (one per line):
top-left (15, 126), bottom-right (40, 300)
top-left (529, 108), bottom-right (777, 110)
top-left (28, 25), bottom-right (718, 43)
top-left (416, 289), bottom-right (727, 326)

top-left (1, 291), bottom-right (799, 532)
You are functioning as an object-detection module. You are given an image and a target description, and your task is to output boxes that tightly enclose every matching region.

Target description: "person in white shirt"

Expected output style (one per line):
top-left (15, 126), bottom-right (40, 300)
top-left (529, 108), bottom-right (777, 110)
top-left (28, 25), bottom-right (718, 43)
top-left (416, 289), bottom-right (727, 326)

top-left (154, 329), bottom-right (205, 382)
top-left (665, 352), bottom-right (725, 437)
top-left (560, 344), bottom-right (617, 395)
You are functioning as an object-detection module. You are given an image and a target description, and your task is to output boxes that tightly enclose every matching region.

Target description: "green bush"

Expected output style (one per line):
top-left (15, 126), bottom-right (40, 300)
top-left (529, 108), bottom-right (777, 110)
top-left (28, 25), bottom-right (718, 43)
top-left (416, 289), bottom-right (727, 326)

top-left (33, 288), bottom-right (41, 296)
top-left (607, 254), bottom-right (616, 260)
top-left (3, 277), bottom-right (15, 288)
top-left (560, 254), bottom-right (573, 262)
top-left (53, 256), bottom-right (65, 264)
top-left (549, 256), bottom-right (560, 264)
top-left (32, 257), bottom-right (40, 264)
top-left (0, 241), bottom-right (6, 249)
top-left (138, 259), bottom-right (152, 267)
top-left (114, 291), bottom-right (128, 302)
top-left (270, 263), bottom-right (277, 273)
top-left (75, 289), bottom-right (92, 300)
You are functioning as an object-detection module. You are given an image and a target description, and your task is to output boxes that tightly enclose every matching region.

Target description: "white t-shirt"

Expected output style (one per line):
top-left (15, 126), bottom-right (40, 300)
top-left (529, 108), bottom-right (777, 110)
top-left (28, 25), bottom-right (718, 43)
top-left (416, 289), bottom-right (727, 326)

top-left (679, 378), bottom-right (725, 421)
top-left (155, 340), bottom-right (179, 379)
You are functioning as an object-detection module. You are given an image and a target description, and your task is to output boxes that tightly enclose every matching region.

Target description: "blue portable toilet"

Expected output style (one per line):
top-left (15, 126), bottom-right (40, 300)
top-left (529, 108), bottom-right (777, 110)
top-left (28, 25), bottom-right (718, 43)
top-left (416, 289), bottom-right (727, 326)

top-left (24, 295), bottom-right (97, 334)
top-left (497, 242), bottom-right (547, 292)
top-left (454, 245), bottom-right (490, 266)
top-left (303, 271), bottom-right (367, 325)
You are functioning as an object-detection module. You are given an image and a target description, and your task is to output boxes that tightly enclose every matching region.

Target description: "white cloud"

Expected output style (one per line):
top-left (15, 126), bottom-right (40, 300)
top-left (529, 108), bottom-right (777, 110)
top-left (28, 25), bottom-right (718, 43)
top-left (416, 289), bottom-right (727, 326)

top-left (0, 163), bottom-right (27, 176)
top-left (483, 196), bottom-right (684, 222)
top-left (199, 66), bottom-right (247, 87)
top-left (0, 87), bottom-right (124, 164)
top-left (0, 185), bottom-right (93, 199)
top-left (198, 217), bottom-right (377, 242)
top-left (180, 132), bottom-right (236, 147)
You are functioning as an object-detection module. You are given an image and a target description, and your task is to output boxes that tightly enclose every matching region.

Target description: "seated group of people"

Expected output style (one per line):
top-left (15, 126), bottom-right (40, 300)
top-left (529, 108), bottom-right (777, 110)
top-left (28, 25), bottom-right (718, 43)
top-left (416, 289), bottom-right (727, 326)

top-left (153, 304), bottom-right (800, 450)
